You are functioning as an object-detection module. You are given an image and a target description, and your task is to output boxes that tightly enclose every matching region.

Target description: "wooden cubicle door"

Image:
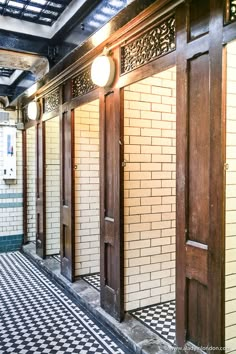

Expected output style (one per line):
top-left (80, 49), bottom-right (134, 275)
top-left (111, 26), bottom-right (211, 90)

top-left (100, 89), bottom-right (124, 322)
top-left (176, 0), bottom-right (224, 351)
top-left (60, 108), bottom-right (75, 282)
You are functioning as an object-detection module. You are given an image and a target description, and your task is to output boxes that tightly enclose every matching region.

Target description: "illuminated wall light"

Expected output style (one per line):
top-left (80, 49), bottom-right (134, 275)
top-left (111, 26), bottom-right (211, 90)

top-left (91, 54), bottom-right (115, 87)
top-left (27, 100), bottom-right (40, 120)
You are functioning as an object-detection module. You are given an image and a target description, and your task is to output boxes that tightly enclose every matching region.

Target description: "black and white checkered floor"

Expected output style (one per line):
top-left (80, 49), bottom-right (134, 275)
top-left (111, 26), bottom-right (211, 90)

top-left (51, 254), bottom-right (60, 262)
top-left (82, 273), bottom-right (100, 292)
top-left (130, 301), bottom-right (176, 345)
top-left (78, 273), bottom-right (176, 345)
top-left (0, 252), bottom-right (130, 354)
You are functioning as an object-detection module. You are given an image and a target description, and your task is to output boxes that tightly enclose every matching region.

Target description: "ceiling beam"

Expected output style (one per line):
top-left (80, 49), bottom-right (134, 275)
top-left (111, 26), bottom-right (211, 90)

top-left (51, 0), bottom-right (102, 43)
top-left (0, 49), bottom-right (49, 79)
top-left (0, 29), bottom-right (49, 56)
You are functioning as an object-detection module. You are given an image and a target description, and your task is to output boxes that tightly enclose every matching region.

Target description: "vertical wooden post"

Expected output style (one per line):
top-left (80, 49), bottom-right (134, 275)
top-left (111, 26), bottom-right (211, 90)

top-left (60, 81), bottom-right (75, 282)
top-left (36, 119), bottom-right (46, 258)
top-left (208, 0), bottom-right (225, 349)
top-left (22, 129), bottom-right (27, 244)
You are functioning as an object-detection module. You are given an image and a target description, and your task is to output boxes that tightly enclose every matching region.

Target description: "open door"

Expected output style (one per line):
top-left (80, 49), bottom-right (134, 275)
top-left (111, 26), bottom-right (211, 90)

top-left (60, 108), bottom-right (75, 282)
top-left (36, 120), bottom-right (46, 258)
top-left (176, 1), bottom-right (224, 350)
top-left (100, 89), bottom-right (124, 321)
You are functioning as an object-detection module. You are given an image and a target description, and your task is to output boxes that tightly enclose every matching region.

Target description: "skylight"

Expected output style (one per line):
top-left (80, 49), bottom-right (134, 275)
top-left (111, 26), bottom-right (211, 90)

top-left (8, 1), bottom-right (23, 8)
top-left (0, 0), bottom-right (72, 26)
top-left (32, 0), bottom-right (46, 4)
top-left (0, 68), bottom-right (15, 78)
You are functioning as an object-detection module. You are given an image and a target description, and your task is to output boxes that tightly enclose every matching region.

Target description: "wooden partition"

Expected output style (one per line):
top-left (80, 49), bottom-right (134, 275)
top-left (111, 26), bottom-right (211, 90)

top-left (35, 120), bottom-right (46, 258)
top-left (60, 108), bottom-right (75, 281)
top-left (176, 0), bottom-right (224, 350)
top-left (26, 126), bottom-right (36, 243)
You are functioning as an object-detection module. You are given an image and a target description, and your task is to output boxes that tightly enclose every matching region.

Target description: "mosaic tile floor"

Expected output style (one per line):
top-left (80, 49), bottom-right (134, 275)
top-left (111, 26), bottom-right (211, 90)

top-left (74, 273), bottom-right (176, 345)
top-left (51, 254), bottom-right (60, 262)
top-left (130, 301), bottom-right (176, 345)
top-left (82, 273), bottom-right (101, 292)
top-left (0, 252), bottom-right (130, 354)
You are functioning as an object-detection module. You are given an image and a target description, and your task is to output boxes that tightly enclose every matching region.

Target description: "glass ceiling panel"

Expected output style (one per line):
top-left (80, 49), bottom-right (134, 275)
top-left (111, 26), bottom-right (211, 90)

top-left (0, 0), bottom-right (72, 26)
top-left (0, 68), bottom-right (15, 78)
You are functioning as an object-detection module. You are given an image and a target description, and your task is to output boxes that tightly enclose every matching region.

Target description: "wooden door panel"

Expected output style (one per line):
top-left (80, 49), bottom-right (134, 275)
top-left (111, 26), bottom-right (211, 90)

top-left (36, 121), bottom-right (46, 258)
top-left (185, 243), bottom-right (208, 285)
top-left (188, 54), bottom-right (210, 245)
top-left (104, 93), bottom-right (115, 221)
top-left (188, 0), bottom-right (210, 40)
top-left (100, 89), bottom-right (124, 321)
top-left (185, 52), bottom-right (210, 347)
top-left (60, 109), bottom-right (75, 282)
top-left (187, 280), bottom-right (208, 347)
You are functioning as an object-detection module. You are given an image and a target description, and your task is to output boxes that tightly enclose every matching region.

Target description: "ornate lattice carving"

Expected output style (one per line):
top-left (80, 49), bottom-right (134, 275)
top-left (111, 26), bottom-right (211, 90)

top-left (121, 16), bottom-right (175, 74)
top-left (44, 88), bottom-right (60, 113)
top-left (72, 67), bottom-right (96, 98)
top-left (229, 0), bottom-right (236, 21)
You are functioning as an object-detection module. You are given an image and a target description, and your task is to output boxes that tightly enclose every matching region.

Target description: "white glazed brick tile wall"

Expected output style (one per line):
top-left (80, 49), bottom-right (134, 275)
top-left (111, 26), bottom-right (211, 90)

top-left (0, 119), bottom-right (23, 239)
top-left (26, 127), bottom-right (36, 242)
top-left (123, 67), bottom-right (176, 311)
top-left (45, 117), bottom-right (60, 256)
top-left (225, 42), bottom-right (236, 354)
top-left (74, 100), bottom-right (100, 276)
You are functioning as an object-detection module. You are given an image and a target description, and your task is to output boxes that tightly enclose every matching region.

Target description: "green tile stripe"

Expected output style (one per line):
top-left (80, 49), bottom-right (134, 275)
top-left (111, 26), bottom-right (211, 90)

top-left (0, 234), bottom-right (23, 241)
top-left (0, 202), bottom-right (23, 208)
top-left (0, 193), bottom-right (23, 199)
top-left (0, 234), bottom-right (24, 253)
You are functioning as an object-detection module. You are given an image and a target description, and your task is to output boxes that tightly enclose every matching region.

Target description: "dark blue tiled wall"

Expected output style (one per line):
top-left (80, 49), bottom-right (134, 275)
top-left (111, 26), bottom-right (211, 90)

top-left (0, 234), bottom-right (24, 253)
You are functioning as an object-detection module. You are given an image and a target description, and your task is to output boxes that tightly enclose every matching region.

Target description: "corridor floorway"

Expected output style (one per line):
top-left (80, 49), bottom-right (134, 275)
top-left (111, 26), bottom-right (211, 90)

top-left (0, 252), bottom-right (132, 354)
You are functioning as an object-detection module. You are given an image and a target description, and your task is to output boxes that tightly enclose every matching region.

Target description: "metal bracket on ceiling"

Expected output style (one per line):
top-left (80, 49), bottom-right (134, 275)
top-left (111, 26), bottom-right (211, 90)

top-left (47, 46), bottom-right (59, 62)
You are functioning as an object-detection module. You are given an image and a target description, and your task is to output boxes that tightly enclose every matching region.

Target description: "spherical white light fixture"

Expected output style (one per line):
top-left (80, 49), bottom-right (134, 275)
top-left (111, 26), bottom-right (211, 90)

top-left (27, 101), bottom-right (40, 120)
top-left (91, 55), bottom-right (116, 87)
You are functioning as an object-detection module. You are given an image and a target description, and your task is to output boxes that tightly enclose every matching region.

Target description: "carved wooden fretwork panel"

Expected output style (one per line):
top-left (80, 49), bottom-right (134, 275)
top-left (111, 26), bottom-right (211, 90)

top-left (44, 88), bottom-right (60, 113)
top-left (121, 15), bottom-right (175, 74)
top-left (72, 67), bottom-right (96, 98)
top-left (229, 0), bottom-right (236, 22)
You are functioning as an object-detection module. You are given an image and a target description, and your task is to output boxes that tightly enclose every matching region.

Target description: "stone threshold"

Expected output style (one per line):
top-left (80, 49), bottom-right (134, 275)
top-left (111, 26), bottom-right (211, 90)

top-left (22, 243), bottom-right (203, 354)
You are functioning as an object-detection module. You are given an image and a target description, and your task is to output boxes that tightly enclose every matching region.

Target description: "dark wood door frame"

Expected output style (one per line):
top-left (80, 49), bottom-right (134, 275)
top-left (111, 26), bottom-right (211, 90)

top-left (23, 121), bottom-right (37, 245)
top-left (36, 120), bottom-right (46, 258)
top-left (59, 83), bottom-right (99, 282)
top-left (22, 129), bottom-right (27, 244)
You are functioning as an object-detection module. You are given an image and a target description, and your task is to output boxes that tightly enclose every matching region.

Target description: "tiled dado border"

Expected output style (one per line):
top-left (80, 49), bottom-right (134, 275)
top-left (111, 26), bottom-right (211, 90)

top-left (0, 202), bottom-right (23, 208)
top-left (0, 193), bottom-right (23, 199)
top-left (0, 192), bottom-right (23, 209)
top-left (0, 234), bottom-right (24, 253)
